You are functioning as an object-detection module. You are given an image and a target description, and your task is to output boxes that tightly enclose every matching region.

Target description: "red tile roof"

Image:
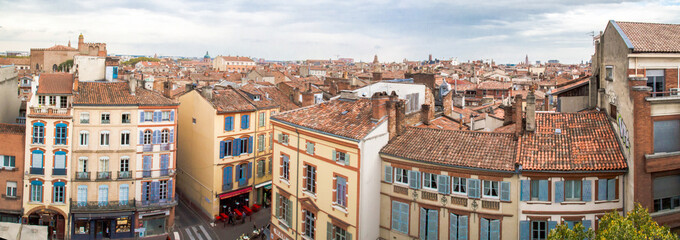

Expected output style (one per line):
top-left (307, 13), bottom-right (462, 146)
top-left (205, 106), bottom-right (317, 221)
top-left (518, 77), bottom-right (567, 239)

top-left (0, 58), bottom-right (29, 65)
top-left (551, 78), bottom-right (590, 95)
top-left (0, 123), bottom-right (25, 135)
top-left (518, 111), bottom-right (627, 171)
top-left (74, 81), bottom-right (178, 106)
top-left (477, 81), bottom-right (512, 90)
top-left (616, 21), bottom-right (680, 53)
top-left (216, 56), bottom-right (254, 62)
top-left (204, 87), bottom-right (257, 113)
top-left (415, 116), bottom-right (468, 130)
top-left (272, 98), bottom-right (384, 141)
top-left (381, 127), bottom-right (517, 171)
top-left (37, 73), bottom-right (73, 94)
top-left (45, 45), bottom-right (77, 51)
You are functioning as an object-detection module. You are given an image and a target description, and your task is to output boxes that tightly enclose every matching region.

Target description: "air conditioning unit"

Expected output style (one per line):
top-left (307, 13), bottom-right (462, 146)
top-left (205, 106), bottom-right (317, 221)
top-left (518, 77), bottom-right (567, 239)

top-left (671, 88), bottom-right (680, 96)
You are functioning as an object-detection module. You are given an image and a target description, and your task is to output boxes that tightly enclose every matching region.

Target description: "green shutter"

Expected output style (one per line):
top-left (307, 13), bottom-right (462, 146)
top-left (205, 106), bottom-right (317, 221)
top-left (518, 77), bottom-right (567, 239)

top-left (344, 154), bottom-right (350, 165)
top-left (607, 178), bottom-right (616, 200)
top-left (276, 193), bottom-right (281, 218)
top-left (500, 181), bottom-right (510, 201)
top-left (385, 166), bottom-right (393, 183)
top-left (327, 222), bottom-right (333, 240)
top-left (347, 232), bottom-right (352, 240)
top-left (285, 198), bottom-right (292, 226)
top-left (332, 150), bottom-right (337, 161)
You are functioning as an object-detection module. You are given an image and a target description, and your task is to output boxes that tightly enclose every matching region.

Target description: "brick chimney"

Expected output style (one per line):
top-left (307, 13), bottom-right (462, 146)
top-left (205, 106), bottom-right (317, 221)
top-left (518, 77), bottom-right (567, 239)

top-left (373, 71), bottom-right (382, 82)
top-left (301, 91), bottom-right (315, 107)
top-left (502, 104), bottom-right (514, 125)
top-left (163, 80), bottom-right (173, 98)
top-left (387, 91), bottom-right (398, 139)
top-left (443, 91), bottom-right (453, 117)
top-left (526, 91), bottom-right (536, 132)
top-left (421, 104), bottom-right (433, 125)
top-left (371, 92), bottom-right (390, 121)
top-left (514, 94), bottom-right (523, 137)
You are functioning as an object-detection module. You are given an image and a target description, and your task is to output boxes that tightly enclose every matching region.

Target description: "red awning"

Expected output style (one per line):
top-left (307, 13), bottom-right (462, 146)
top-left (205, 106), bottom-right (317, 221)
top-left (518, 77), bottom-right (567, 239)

top-left (218, 187), bottom-right (252, 200)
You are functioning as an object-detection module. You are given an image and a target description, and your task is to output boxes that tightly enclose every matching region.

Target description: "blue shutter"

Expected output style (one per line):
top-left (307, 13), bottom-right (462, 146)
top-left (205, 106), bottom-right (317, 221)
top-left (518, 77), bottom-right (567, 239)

top-left (168, 179), bottom-right (173, 199)
top-left (143, 156), bottom-right (151, 171)
top-left (427, 210), bottom-right (438, 240)
top-left (248, 136), bottom-right (253, 153)
top-left (391, 201), bottom-right (399, 232)
top-left (555, 181), bottom-right (564, 203)
top-left (582, 220), bottom-right (592, 230)
top-left (548, 221), bottom-right (557, 233)
top-left (583, 180), bottom-right (592, 202)
top-left (169, 129), bottom-right (174, 143)
top-left (139, 130), bottom-right (144, 145)
top-left (489, 220), bottom-right (500, 240)
top-left (458, 215), bottom-right (468, 240)
top-left (409, 170), bottom-right (418, 189)
top-left (598, 179), bottom-right (607, 201)
top-left (247, 162), bottom-right (252, 179)
top-left (539, 180), bottom-right (549, 201)
top-left (220, 141), bottom-right (225, 158)
top-left (450, 214), bottom-right (458, 240)
top-left (140, 112), bottom-right (145, 123)
top-left (480, 218), bottom-right (489, 240)
top-left (224, 117), bottom-right (230, 131)
top-left (234, 139), bottom-right (241, 156)
top-left (415, 171), bottom-right (421, 189)
top-left (500, 181), bottom-right (510, 201)
top-left (520, 180), bottom-right (530, 201)
top-left (519, 220), bottom-right (530, 240)
top-left (438, 175), bottom-right (450, 194)
top-left (384, 166), bottom-right (393, 183)
top-left (152, 130), bottom-right (159, 144)
top-left (608, 179), bottom-right (616, 200)
top-left (420, 208), bottom-right (427, 240)
top-left (153, 182), bottom-right (160, 201)
top-left (142, 182), bottom-right (148, 202)
top-left (160, 155), bottom-right (168, 172)
top-left (223, 166), bottom-right (232, 191)
top-left (170, 110), bottom-right (175, 121)
top-left (468, 179), bottom-right (480, 198)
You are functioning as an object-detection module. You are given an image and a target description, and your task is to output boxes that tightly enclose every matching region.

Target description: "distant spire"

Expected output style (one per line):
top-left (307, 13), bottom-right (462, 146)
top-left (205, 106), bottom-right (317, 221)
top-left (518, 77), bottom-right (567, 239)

top-left (373, 54), bottom-right (379, 64)
top-left (68, 40), bottom-right (71, 47)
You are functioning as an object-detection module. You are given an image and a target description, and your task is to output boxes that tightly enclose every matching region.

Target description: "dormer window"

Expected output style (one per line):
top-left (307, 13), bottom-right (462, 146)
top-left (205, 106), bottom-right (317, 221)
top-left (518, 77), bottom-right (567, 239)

top-left (253, 95), bottom-right (261, 101)
top-left (38, 96), bottom-right (45, 105)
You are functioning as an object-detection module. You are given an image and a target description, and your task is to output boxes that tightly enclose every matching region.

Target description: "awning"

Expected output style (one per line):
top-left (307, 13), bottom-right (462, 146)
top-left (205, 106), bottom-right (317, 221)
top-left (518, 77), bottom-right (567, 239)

top-left (218, 187), bottom-right (252, 200)
top-left (254, 181), bottom-right (272, 189)
top-left (0, 222), bottom-right (21, 240)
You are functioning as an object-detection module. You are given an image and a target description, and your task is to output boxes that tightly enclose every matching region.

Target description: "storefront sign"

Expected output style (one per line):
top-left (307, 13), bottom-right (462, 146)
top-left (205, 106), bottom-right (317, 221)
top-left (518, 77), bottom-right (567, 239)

top-left (135, 228), bottom-right (145, 233)
top-left (271, 225), bottom-right (292, 240)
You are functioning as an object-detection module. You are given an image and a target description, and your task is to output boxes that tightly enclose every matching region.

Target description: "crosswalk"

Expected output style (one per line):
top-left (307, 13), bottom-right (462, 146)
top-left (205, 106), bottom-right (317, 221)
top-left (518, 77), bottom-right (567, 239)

top-left (181, 225), bottom-right (213, 240)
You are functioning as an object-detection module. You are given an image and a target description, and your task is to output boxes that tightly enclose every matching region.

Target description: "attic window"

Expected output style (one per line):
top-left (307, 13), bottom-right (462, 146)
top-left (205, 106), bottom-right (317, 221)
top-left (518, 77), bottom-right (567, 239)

top-left (253, 95), bottom-right (261, 101)
top-left (555, 129), bottom-right (562, 134)
top-left (341, 110), bottom-right (349, 115)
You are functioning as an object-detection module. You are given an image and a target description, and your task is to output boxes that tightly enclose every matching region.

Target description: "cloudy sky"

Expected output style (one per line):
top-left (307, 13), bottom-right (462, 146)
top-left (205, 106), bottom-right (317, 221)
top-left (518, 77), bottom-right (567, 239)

top-left (1, 0), bottom-right (679, 64)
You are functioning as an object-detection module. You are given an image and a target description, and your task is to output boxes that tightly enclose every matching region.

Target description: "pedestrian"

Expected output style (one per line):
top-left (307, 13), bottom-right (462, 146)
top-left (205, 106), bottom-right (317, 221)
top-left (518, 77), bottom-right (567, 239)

top-left (228, 211), bottom-right (234, 225)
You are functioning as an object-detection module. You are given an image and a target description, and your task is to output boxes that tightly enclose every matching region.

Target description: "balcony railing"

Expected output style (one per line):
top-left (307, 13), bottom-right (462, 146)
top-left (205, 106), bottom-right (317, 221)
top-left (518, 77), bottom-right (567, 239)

top-left (222, 183), bottom-right (233, 192)
top-left (482, 200), bottom-right (500, 210)
top-left (70, 199), bottom-right (136, 212)
top-left (52, 168), bottom-right (67, 176)
top-left (238, 179), bottom-right (248, 188)
top-left (118, 171), bottom-right (132, 179)
top-left (421, 191), bottom-right (438, 201)
top-left (160, 168), bottom-right (169, 176)
top-left (29, 167), bottom-right (44, 175)
top-left (137, 196), bottom-right (177, 209)
top-left (97, 171), bottom-right (111, 180)
top-left (76, 172), bottom-right (90, 180)
top-left (29, 107), bottom-right (69, 116)
top-left (451, 196), bottom-right (468, 207)
top-left (143, 145), bottom-right (153, 152)
top-left (160, 144), bottom-right (170, 151)
top-left (142, 170), bottom-right (151, 178)
top-left (101, 119), bottom-right (110, 124)
top-left (393, 185), bottom-right (409, 195)
top-left (15, 117), bottom-right (25, 124)
top-left (80, 119), bottom-right (89, 124)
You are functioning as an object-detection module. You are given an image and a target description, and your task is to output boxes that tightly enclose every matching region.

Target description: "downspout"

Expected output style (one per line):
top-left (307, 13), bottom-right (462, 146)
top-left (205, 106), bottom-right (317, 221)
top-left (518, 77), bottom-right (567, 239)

top-left (677, 66), bottom-right (679, 90)
top-left (635, 57), bottom-right (638, 76)
top-left (294, 128), bottom-right (301, 240)
top-left (253, 111), bottom-right (259, 203)
top-left (622, 174), bottom-right (626, 216)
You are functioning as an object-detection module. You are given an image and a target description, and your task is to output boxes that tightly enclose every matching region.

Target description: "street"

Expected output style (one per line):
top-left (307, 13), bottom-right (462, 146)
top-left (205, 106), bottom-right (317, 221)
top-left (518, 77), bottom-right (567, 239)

top-left (172, 194), bottom-right (272, 240)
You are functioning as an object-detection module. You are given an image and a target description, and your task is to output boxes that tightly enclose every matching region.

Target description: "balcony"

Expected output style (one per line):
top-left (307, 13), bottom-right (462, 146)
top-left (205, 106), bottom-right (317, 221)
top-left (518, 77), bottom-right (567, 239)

top-left (52, 168), bottom-right (67, 176)
top-left (118, 171), bottom-right (132, 179)
top-left (15, 117), bottom-right (25, 124)
top-left (222, 183), bottom-right (233, 192)
top-left (101, 119), bottom-right (110, 124)
top-left (29, 167), bottom-right (44, 175)
top-left (70, 199), bottom-right (136, 212)
top-left (142, 170), bottom-right (151, 178)
top-left (29, 107), bottom-right (70, 117)
top-left (136, 196), bottom-right (177, 210)
top-left (143, 145), bottom-right (153, 152)
top-left (76, 172), bottom-right (90, 180)
top-left (238, 178), bottom-right (248, 188)
top-left (451, 196), bottom-right (468, 206)
top-left (97, 171), bottom-right (111, 180)
top-left (160, 144), bottom-right (171, 151)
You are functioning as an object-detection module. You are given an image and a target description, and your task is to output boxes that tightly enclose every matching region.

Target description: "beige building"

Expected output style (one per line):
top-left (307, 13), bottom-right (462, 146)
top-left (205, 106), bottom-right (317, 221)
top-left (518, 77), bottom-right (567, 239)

top-left (212, 56), bottom-right (256, 72)
top-left (177, 85), bottom-right (277, 220)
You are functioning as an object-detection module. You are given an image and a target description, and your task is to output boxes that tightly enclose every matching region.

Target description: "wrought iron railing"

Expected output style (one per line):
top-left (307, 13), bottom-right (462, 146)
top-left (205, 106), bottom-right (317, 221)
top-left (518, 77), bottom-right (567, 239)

top-left (118, 171), bottom-right (132, 179)
top-left (76, 172), bottom-right (90, 180)
top-left (97, 171), bottom-right (111, 180)
top-left (29, 167), bottom-right (44, 175)
top-left (143, 145), bottom-right (153, 152)
top-left (70, 199), bottom-right (136, 212)
top-left (52, 168), bottom-right (67, 176)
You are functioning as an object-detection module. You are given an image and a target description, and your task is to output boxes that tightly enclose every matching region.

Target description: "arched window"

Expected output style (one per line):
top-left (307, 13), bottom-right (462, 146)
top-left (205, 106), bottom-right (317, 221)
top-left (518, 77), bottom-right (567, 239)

top-left (52, 64), bottom-right (58, 72)
top-left (161, 129), bottom-right (169, 144)
top-left (143, 130), bottom-right (152, 145)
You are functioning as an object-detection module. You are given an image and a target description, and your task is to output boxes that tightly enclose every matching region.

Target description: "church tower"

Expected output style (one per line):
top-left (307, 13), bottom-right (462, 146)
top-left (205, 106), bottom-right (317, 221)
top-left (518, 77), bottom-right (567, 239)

top-left (372, 55), bottom-right (382, 82)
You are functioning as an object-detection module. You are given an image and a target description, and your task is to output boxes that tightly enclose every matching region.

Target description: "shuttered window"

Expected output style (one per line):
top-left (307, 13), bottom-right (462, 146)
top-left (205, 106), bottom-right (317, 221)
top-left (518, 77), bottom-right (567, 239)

top-left (391, 201), bottom-right (409, 234)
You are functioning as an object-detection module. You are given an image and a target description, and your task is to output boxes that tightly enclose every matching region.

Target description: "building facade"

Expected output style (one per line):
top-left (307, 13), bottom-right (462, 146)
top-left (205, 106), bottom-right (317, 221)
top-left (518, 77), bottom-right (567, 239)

top-left (212, 56), bottom-right (256, 72)
top-left (0, 123), bottom-right (25, 223)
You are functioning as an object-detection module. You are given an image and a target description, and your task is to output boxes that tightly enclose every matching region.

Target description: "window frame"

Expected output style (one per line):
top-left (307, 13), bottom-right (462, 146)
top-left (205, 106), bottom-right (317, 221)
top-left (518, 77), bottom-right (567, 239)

top-left (143, 130), bottom-right (152, 145)
top-left (80, 112), bottom-right (90, 124)
top-left (120, 131), bottom-right (130, 146)
top-left (121, 113), bottom-right (131, 124)
top-left (100, 131), bottom-right (110, 146)
top-left (304, 164), bottom-right (316, 194)
top-left (422, 172), bottom-right (438, 191)
top-left (394, 168), bottom-right (409, 185)
top-left (53, 184), bottom-right (65, 203)
top-left (5, 181), bottom-right (17, 197)
top-left (101, 113), bottom-right (111, 124)
top-left (531, 220), bottom-right (547, 240)
top-left (452, 177), bottom-right (467, 195)
top-left (303, 210), bottom-right (316, 239)
top-left (564, 179), bottom-right (582, 201)
top-left (80, 131), bottom-right (89, 146)
top-left (482, 180), bottom-right (500, 198)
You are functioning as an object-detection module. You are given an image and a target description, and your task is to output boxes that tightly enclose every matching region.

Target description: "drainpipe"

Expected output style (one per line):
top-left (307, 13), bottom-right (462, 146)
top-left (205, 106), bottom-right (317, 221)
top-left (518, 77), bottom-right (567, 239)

top-left (622, 175), bottom-right (626, 216)
top-left (252, 111), bottom-right (259, 204)
top-left (294, 128), bottom-right (301, 240)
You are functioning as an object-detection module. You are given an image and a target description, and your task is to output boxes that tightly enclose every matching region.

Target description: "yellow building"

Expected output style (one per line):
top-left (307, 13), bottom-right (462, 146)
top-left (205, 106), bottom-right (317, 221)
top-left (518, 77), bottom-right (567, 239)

top-left (177, 85), bottom-right (277, 220)
top-left (380, 127), bottom-right (519, 240)
top-left (270, 92), bottom-right (398, 240)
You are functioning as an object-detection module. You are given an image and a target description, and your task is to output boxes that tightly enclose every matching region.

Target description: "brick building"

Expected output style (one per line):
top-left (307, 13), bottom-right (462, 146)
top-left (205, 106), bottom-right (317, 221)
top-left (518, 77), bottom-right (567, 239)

top-left (0, 123), bottom-right (25, 223)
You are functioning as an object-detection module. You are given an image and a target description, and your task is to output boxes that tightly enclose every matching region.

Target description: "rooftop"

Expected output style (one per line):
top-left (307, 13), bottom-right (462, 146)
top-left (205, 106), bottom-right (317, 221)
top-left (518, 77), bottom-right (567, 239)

top-left (616, 21), bottom-right (680, 53)
top-left (0, 123), bottom-right (25, 135)
top-left (37, 73), bottom-right (74, 95)
top-left (73, 81), bottom-right (178, 106)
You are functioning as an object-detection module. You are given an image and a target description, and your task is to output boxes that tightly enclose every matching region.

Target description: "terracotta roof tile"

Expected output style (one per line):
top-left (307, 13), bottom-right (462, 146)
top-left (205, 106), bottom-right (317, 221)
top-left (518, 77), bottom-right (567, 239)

top-left (37, 73), bottom-right (74, 94)
top-left (74, 81), bottom-right (178, 106)
top-left (415, 116), bottom-right (468, 130)
top-left (45, 45), bottom-right (77, 51)
top-left (0, 123), bottom-right (25, 135)
top-left (617, 21), bottom-right (680, 53)
top-left (477, 81), bottom-right (512, 90)
top-left (381, 127), bottom-right (517, 171)
top-left (272, 98), bottom-right (384, 140)
top-left (204, 88), bottom-right (257, 113)
top-left (518, 111), bottom-right (627, 171)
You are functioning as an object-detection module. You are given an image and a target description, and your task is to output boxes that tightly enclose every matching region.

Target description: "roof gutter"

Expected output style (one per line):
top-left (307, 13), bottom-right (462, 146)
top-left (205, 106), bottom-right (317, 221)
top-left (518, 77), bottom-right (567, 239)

top-left (271, 118), bottom-right (361, 143)
top-left (610, 20), bottom-right (634, 50)
top-left (380, 152), bottom-right (516, 174)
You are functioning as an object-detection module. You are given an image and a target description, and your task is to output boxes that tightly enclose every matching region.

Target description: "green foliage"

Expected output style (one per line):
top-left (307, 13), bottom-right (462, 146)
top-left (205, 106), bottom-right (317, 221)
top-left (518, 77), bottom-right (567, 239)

top-left (122, 57), bottom-right (160, 66)
top-left (547, 203), bottom-right (679, 240)
top-left (57, 59), bottom-right (73, 72)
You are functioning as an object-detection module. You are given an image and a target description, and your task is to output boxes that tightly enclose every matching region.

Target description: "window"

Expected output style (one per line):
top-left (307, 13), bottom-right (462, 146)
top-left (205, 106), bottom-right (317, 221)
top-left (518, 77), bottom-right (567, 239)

top-left (144, 112), bottom-right (153, 121)
top-left (419, 208), bottom-right (438, 240)
top-left (334, 151), bottom-right (349, 165)
top-left (279, 133), bottom-right (289, 145)
top-left (162, 111), bottom-right (170, 121)
top-left (80, 131), bottom-right (89, 146)
top-left (480, 218), bottom-right (500, 240)
top-left (161, 129), bottom-right (169, 144)
top-left (531, 221), bottom-right (547, 240)
top-left (121, 131), bottom-right (130, 146)
top-left (653, 175), bottom-right (680, 212)
top-left (30, 181), bottom-right (42, 202)
top-left (77, 185), bottom-right (87, 206)
top-left (80, 112), bottom-right (90, 124)
top-left (423, 172), bottom-right (438, 190)
top-left (653, 120), bottom-right (680, 153)
top-left (54, 124), bottom-right (67, 145)
top-left (565, 180), bottom-right (582, 201)
top-left (306, 142), bottom-right (314, 155)
top-left (192, 118), bottom-right (196, 124)
top-left (49, 96), bottom-right (56, 105)
top-left (32, 122), bottom-right (44, 144)
top-left (395, 168), bottom-right (409, 185)
top-left (531, 180), bottom-right (541, 201)
top-left (101, 113), bottom-right (110, 124)
top-left (258, 134), bottom-right (265, 152)
top-left (277, 194), bottom-right (292, 227)
top-left (98, 185), bottom-right (109, 205)
top-left (647, 70), bottom-right (665, 96)
top-left (257, 159), bottom-right (266, 177)
top-left (224, 116), bottom-right (234, 131)
top-left (5, 181), bottom-right (17, 197)
top-left (120, 157), bottom-right (129, 172)
top-left (329, 224), bottom-right (350, 240)
top-left (405, 93), bottom-right (420, 113)
top-left (119, 185), bottom-right (129, 204)
top-left (452, 177), bottom-right (467, 194)
top-left (303, 210), bottom-right (315, 239)
top-left (121, 113), bottom-right (131, 124)
top-left (1, 155), bottom-right (16, 168)
top-left (100, 131), bottom-right (110, 146)
top-left (53, 184), bottom-right (64, 203)
top-left (605, 66), bottom-right (613, 80)
top-left (240, 137), bottom-right (248, 154)
top-left (449, 213), bottom-right (468, 240)
top-left (241, 114), bottom-right (250, 129)
top-left (78, 157), bottom-right (88, 172)
top-left (38, 96), bottom-right (45, 105)
top-left (59, 96), bottom-right (67, 108)
top-left (143, 130), bottom-right (152, 145)
top-left (220, 140), bottom-right (233, 157)
top-left (31, 150), bottom-right (43, 169)
top-left (564, 221), bottom-right (581, 230)
top-left (160, 180), bottom-right (168, 200)
top-left (483, 180), bottom-right (499, 198)
top-left (259, 112), bottom-right (265, 127)
top-left (391, 201), bottom-right (409, 234)
top-left (54, 151), bottom-right (66, 169)
top-left (335, 176), bottom-right (347, 207)
top-left (281, 155), bottom-right (290, 180)
top-left (304, 164), bottom-right (316, 193)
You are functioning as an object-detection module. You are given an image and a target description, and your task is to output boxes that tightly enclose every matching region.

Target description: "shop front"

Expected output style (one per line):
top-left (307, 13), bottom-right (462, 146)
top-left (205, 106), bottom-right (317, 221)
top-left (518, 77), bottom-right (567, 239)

top-left (218, 187), bottom-right (252, 216)
top-left (136, 209), bottom-right (170, 238)
top-left (25, 208), bottom-right (66, 240)
top-left (71, 212), bottom-right (134, 240)
top-left (254, 181), bottom-right (272, 208)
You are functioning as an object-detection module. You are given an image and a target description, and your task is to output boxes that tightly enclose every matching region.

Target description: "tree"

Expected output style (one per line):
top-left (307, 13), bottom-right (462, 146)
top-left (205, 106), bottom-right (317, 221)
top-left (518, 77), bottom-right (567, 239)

top-left (122, 57), bottom-right (160, 66)
top-left (57, 59), bottom-right (73, 72)
top-left (547, 203), bottom-right (678, 240)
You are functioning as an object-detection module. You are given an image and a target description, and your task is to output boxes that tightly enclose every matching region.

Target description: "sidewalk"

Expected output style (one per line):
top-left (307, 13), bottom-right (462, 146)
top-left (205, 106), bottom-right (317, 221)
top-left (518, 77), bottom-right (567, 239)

top-left (211, 207), bottom-right (272, 239)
